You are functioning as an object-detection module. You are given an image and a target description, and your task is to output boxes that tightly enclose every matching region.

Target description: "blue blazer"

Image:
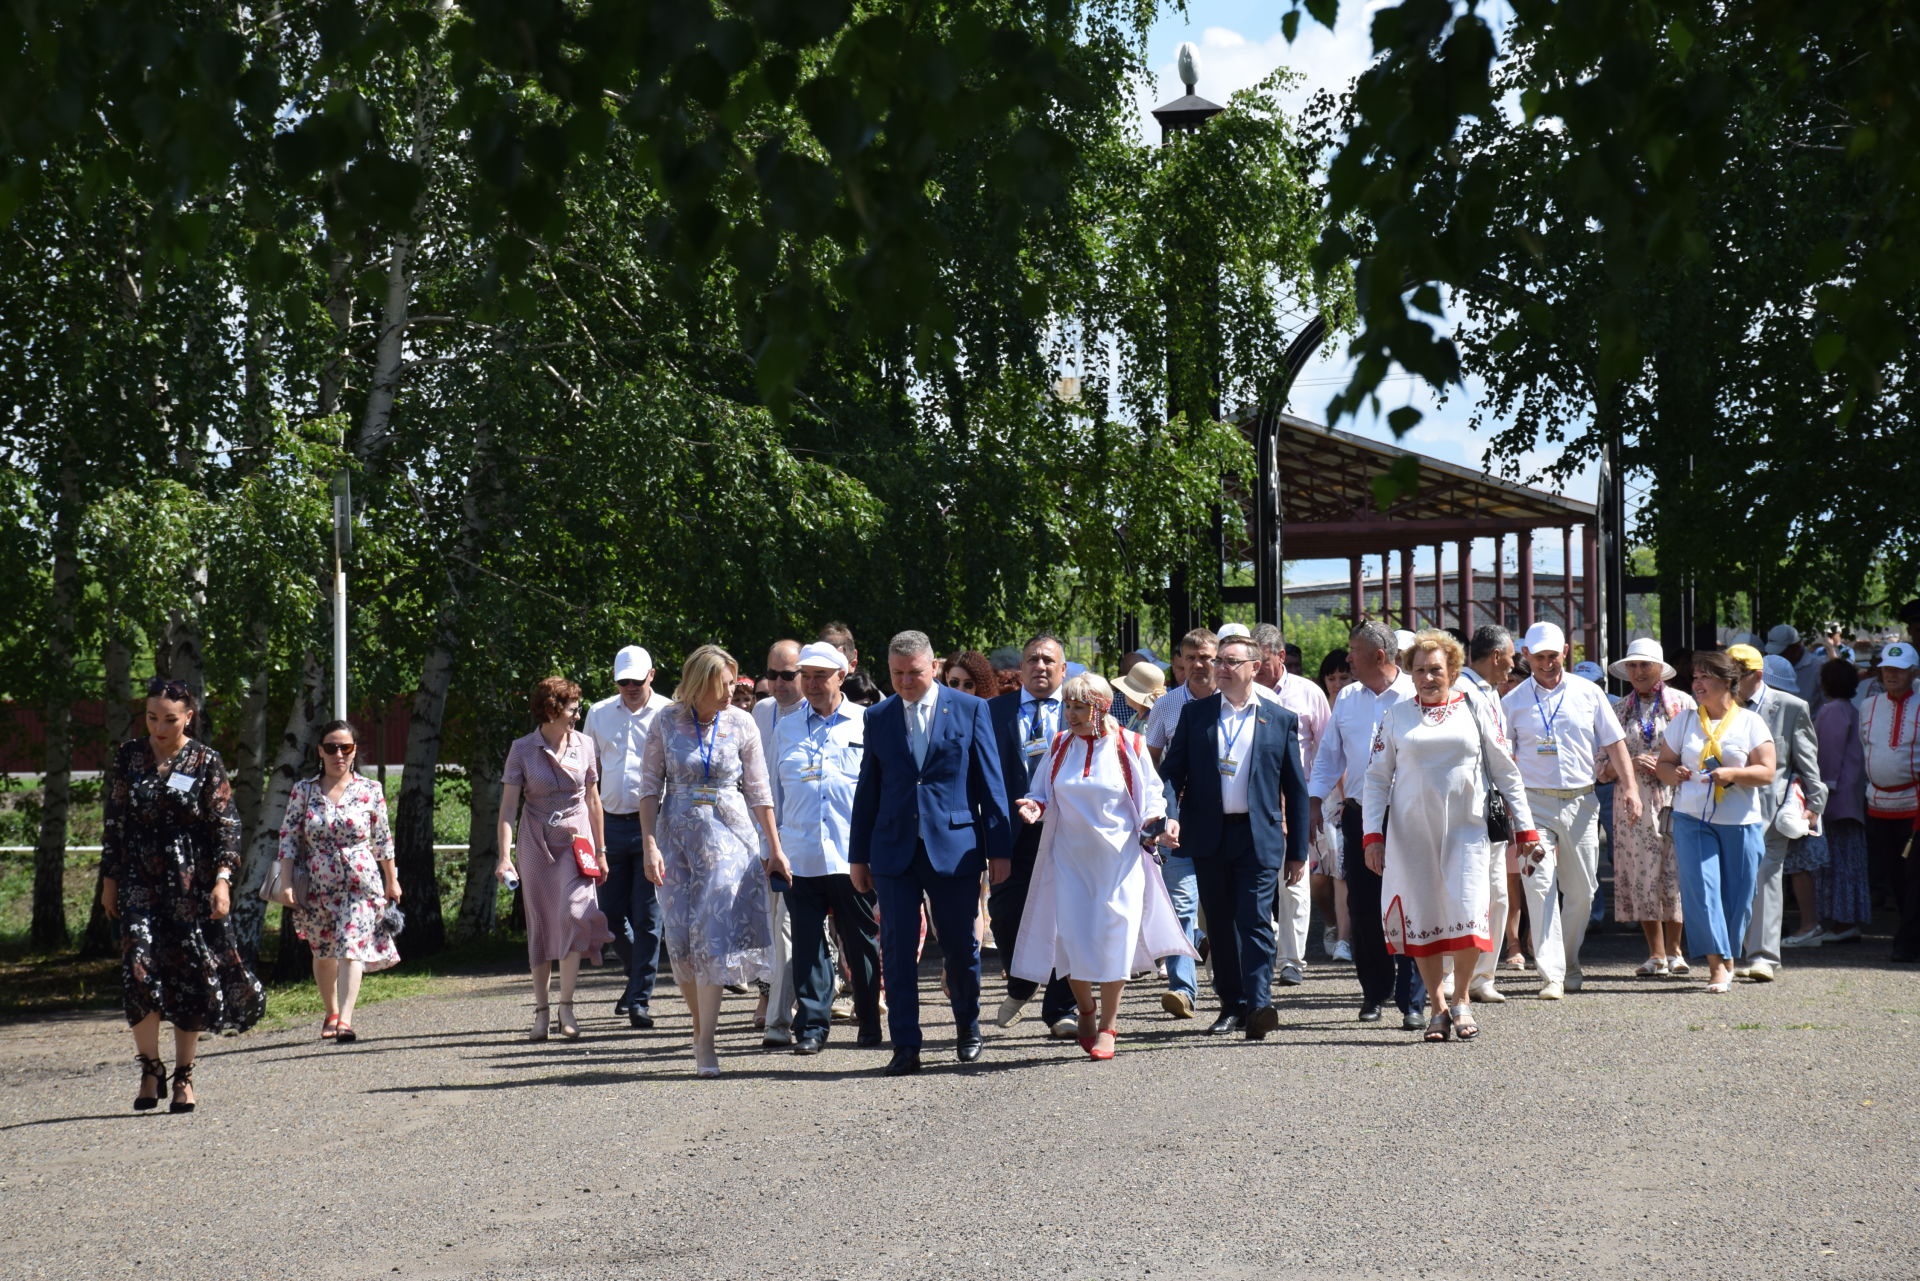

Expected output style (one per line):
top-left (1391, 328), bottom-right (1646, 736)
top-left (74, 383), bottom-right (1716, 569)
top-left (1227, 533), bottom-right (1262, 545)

top-left (849, 686), bottom-right (1011, 878)
top-left (988, 690), bottom-right (1051, 855)
top-left (1161, 692), bottom-right (1310, 869)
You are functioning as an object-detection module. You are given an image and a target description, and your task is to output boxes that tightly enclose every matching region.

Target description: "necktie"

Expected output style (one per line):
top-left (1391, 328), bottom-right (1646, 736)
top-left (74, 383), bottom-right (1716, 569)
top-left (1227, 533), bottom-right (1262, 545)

top-left (911, 701), bottom-right (928, 767)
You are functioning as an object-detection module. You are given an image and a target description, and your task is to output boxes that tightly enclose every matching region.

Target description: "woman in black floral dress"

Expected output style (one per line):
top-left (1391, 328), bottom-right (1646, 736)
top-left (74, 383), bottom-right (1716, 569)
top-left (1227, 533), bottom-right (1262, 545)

top-left (99, 679), bottom-right (265, 1112)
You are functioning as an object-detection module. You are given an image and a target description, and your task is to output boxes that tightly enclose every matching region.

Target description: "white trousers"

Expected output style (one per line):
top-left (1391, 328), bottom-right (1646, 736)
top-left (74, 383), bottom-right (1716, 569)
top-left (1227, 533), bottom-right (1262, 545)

top-left (766, 888), bottom-right (793, 1031)
top-left (1529, 789), bottom-right (1599, 980)
top-left (1471, 843), bottom-right (1512, 984)
top-left (1275, 873), bottom-right (1312, 966)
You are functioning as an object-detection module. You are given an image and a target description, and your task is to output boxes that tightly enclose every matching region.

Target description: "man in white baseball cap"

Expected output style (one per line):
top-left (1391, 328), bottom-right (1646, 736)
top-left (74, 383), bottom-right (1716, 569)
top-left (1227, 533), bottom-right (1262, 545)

top-left (1502, 621), bottom-right (1642, 996)
top-left (767, 641), bottom-right (882, 1052)
top-left (1861, 641), bottom-right (1920, 962)
top-left (750, 638), bottom-right (807, 1046)
top-left (584, 645), bottom-right (674, 1027)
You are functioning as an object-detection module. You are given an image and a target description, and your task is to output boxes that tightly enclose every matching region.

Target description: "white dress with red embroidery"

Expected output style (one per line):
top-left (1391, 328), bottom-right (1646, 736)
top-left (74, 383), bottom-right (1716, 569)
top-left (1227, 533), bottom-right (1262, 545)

top-left (1361, 694), bottom-right (1539, 957)
top-left (1009, 727), bottom-right (1198, 984)
top-left (1861, 691), bottom-right (1920, 822)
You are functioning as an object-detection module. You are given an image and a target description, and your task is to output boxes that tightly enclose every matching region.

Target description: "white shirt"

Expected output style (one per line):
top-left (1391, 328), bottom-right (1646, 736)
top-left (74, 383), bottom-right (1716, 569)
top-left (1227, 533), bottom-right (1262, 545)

top-left (1501, 673), bottom-right (1624, 790)
top-left (1454, 669), bottom-right (1511, 750)
top-left (1144, 683), bottom-right (1200, 753)
top-left (769, 698), bottom-right (866, 877)
top-left (1216, 691), bottom-right (1260, 814)
top-left (1268, 671), bottom-right (1331, 772)
top-left (1665, 705), bottom-right (1773, 825)
top-left (752, 695), bottom-right (806, 753)
top-left (1308, 671), bottom-right (1416, 801)
top-left (584, 691), bottom-right (673, 814)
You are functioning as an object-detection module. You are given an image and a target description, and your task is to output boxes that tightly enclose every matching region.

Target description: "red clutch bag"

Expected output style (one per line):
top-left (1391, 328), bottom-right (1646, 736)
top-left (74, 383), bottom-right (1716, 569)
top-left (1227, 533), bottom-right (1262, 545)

top-left (572, 837), bottom-right (601, 880)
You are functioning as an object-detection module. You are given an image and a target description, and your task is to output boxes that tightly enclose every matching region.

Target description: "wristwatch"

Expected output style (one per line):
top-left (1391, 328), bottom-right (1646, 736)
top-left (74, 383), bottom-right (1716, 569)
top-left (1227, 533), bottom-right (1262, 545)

top-left (215, 869), bottom-right (233, 882)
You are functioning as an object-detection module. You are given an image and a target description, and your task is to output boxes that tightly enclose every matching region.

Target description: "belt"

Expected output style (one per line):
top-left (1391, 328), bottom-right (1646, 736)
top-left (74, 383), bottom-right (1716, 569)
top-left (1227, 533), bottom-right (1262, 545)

top-left (604, 810), bottom-right (640, 819)
top-left (1526, 784), bottom-right (1594, 800)
top-left (1222, 813), bottom-right (1252, 825)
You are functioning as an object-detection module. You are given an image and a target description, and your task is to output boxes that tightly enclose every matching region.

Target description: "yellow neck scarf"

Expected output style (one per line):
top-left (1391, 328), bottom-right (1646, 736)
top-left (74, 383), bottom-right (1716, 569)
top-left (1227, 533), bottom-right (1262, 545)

top-left (1698, 704), bottom-right (1740, 805)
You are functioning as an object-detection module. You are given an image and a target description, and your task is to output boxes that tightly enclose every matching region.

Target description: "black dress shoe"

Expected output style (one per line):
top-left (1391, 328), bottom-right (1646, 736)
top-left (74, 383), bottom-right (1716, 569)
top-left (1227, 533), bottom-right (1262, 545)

top-left (1207, 1011), bottom-right (1246, 1035)
top-left (613, 998), bottom-right (632, 1017)
top-left (1357, 1003), bottom-right (1383, 1022)
top-left (1245, 1005), bottom-right (1280, 1041)
top-left (629, 1008), bottom-right (654, 1030)
top-left (793, 1032), bottom-right (827, 1056)
top-left (955, 1033), bottom-right (984, 1063)
top-left (1401, 1008), bottom-right (1426, 1030)
top-left (882, 1047), bottom-right (922, 1076)
top-left (856, 1028), bottom-right (884, 1048)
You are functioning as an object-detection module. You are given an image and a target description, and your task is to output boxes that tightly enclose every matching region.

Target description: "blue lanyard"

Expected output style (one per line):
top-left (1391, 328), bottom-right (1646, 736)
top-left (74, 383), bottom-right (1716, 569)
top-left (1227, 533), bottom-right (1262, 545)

top-left (1220, 702), bottom-right (1252, 758)
top-left (1532, 681), bottom-right (1566, 741)
top-left (692, 711), bottom-right (717, 781)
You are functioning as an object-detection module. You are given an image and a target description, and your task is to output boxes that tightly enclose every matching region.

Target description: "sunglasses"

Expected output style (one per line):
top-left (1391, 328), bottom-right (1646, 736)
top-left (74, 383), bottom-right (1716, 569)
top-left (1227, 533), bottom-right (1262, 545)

top-left (765, 670), bottom-right (798, 682)
top-left (146, 678), bottom-right (191, 700)
top-left (320, 742), bottom-right (356, 755)
top-left (945, 675), bottom-right (973, 689)
top-left (615, 679), bottom-right (646, 689)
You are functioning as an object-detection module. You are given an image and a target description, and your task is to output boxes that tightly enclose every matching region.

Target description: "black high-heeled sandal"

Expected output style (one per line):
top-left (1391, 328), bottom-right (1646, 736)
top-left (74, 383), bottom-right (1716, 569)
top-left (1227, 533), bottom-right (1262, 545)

top-left (168, 1062), bottom-right (196, 1114)
top-left (133, 1054), bottom-right (166, 1112)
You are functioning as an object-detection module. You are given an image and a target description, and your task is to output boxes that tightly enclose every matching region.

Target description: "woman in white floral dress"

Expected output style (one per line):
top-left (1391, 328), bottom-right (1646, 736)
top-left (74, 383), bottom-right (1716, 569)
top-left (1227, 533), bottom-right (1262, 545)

top-left (278, 720), bottom-right (400, 1044)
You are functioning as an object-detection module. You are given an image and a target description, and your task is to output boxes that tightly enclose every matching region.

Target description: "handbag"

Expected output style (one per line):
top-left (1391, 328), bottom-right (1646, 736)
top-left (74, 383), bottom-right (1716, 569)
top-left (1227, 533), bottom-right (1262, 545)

top-left (542, 819), bottom-right (603, 880)
top-left (257, 856), bottom-right (310, 909)
top-left (1772, 780), bottom-right (1810, 839)
top-left (1463, 685), bottom-right (1513, 842)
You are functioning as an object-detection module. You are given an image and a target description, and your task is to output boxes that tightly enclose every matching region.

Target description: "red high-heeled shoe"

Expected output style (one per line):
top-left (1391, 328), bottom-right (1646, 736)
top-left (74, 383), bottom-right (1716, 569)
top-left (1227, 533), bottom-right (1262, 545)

top-left (1088, 1029), bottom-right (1117, 1061)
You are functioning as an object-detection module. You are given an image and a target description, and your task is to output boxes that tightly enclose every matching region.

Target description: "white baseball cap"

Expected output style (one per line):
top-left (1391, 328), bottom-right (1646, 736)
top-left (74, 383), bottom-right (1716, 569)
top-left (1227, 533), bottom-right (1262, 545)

top-left (795, 641), bottom-right (849, 672)
top-left (612, 645), bottom-right (654, 682)
top-left (1393, 629), bottom-right (1416, 655)
top-left (1880, 641), bottom-right (1918, 671)
top-left (1765, 624), bottom-right (1802, 656)
top-left (1217, 622), bottom-right (1251, 639)
top-left (1573, 661), bottom-right (1605, 682)
top-left (1522, 622), bottom-right (1567, 654)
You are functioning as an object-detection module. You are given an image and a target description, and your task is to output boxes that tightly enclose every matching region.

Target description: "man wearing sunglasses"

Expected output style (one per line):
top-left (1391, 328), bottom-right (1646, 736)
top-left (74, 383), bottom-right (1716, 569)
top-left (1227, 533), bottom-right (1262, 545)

top-left (751, 639), bottom-right (806, 1046)
top-left (584, 645), bottom-right (674, 1028)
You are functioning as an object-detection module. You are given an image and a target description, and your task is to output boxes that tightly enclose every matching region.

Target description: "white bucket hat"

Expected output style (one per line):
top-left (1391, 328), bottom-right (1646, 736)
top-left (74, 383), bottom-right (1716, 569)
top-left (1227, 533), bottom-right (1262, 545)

top-left (1608, 637), bottom-right (1676, 682)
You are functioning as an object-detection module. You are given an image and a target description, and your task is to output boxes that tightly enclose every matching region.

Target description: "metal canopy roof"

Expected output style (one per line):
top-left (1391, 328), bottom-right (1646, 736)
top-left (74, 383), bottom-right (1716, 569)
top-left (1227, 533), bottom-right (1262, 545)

top-left (1227, 412), bottom-right (1596, 562)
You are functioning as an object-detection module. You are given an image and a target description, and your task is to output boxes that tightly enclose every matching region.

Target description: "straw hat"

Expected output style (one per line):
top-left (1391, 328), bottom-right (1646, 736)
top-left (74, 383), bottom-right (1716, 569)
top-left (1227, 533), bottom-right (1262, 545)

top-left (1608, 637), bottom-right (1676, 683)
top-left (1113, 661), bottom-right (1167, 712)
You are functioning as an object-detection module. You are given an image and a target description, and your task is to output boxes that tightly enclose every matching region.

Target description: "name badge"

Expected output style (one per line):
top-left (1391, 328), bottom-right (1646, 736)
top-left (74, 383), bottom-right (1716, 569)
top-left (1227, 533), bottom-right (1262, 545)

top-left (1534, 737), bottom-right (1559, 756)
top-left (167, 772), bottom-right (196, 793)
top-left (1218, 756), bottom-right (1240, 777)
top-left (689, 785), bottom-right (721, 806)
top-left (798, 767), bottom-right (824, 783)
top-left (1024, 738), bottom-right (1048, 757)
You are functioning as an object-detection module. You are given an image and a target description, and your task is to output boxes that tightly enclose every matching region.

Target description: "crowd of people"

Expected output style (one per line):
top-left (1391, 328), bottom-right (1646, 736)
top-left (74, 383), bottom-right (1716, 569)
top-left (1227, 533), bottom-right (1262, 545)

top-left (98, 603), bottom-right (1920, 1101)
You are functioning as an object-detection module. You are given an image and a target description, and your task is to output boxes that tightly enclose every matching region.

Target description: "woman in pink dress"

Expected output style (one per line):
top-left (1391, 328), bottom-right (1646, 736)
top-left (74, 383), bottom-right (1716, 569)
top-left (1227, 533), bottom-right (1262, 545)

top-left (276, 720), bottom-right (400, 1044)
top-left (496, 677), bottom-right (612, 1042)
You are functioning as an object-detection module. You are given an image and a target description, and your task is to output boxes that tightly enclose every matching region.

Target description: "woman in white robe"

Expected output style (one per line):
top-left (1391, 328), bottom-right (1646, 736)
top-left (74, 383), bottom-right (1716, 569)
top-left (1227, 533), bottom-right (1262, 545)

top-left (1363, 631), bottom-right (1543, 1042)
top-left (1012, 674), bottom-right (1196, 1060)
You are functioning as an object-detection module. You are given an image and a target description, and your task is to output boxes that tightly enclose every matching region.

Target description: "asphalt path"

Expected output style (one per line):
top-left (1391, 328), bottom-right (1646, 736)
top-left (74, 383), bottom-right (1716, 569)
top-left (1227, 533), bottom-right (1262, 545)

top-left (4, 929), bottom-right (1918, 1281)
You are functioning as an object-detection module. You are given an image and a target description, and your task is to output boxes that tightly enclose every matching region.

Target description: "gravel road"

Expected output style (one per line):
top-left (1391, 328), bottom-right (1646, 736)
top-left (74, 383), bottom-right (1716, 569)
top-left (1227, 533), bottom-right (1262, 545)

top-left (5, 929), bottom-right (1917, 1281)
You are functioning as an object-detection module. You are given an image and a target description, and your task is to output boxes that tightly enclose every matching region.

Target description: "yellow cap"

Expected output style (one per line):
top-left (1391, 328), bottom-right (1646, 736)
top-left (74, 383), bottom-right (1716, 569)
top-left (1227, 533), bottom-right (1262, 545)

top-left (1726, 643), bottom-right (1764, 672)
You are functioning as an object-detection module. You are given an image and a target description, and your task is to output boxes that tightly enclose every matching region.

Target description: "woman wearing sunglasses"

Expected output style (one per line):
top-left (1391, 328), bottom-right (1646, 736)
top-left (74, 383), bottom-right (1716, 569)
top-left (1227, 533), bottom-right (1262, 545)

top-left (99, 678), bottom-right (264, 1112)
top-left (273, 720), bottom-right (401, 1043)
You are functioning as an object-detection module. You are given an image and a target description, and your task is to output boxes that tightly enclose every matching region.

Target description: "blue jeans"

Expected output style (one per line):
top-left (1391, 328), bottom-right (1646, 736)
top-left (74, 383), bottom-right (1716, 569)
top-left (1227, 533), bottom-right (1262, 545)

top-left (598, 812), bottom-right (662, 1008)
top-left (1670, 813), bottom-right (1763, 959)
top-left (1160, 853), bottom-right (1201, 998)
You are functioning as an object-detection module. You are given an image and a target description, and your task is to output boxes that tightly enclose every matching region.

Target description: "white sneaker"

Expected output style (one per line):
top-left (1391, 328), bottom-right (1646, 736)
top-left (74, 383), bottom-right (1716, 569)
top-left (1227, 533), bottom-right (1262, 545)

top-left (1468, 978), bottom-right (1506, 1004)
top-left (1322, 926), bottom-right (1338, 954)
top-left (1331, 939), bottom-right (1353, 962)
top-left (1744, 959), bottom-right (1777, 982)
top-left (1048, 1016), bottom-right (1081, 1040)
top-left (1783, 927), bottom-right (1825, 949)
top-left (994, 995), bottom-right (1028, 1028)
top-left (1537, 981), bottom-right (1565, 1000)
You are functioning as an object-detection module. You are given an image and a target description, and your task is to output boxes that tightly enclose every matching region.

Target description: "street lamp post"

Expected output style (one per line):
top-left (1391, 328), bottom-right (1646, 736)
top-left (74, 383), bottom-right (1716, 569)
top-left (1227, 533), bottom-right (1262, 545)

top-left (1151, 44), bottom-right (1225, 636)
top-left (331, 471), bottom-right (351, 722)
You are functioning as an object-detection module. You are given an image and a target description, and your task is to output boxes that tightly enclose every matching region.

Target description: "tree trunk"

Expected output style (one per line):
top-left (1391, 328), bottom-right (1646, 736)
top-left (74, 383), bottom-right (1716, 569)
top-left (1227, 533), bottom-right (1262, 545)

top-left (78, 636), bottom-right (133, 958)
top-left (391, 417), bottom-right (501, 958)
top-left (453, 748), bottom-right (503, 941)
top-left (232, 617), bottom-right (275, 848)
top-left (230, 650), bottom-right (327, 963)
top-left (30, 458), bottom-right (81, 951)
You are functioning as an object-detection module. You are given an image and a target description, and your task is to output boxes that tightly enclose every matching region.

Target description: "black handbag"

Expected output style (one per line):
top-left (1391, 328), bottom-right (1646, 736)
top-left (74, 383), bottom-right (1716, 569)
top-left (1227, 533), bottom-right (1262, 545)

top-left (1464, 685), bottom-right (1514, 843)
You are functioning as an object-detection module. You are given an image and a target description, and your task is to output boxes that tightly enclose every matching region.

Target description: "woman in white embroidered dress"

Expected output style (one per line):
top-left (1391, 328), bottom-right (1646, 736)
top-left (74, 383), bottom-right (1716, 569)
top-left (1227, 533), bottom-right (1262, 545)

top-left (1363, 631), bottom-right (1541, 1042)
top-left (1011, 673), bottom-right (1196, 1061)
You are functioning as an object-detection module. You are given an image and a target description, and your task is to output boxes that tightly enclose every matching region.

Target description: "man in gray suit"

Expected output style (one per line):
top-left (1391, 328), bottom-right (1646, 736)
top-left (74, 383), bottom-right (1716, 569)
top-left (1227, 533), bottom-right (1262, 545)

top-left (1729, 645), bottom-right (1827, 982)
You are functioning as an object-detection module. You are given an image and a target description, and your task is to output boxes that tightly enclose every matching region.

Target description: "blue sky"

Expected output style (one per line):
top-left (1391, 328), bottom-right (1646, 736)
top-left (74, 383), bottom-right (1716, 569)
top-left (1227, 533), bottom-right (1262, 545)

top-left (1130, 1), bottom-right (1598, 585)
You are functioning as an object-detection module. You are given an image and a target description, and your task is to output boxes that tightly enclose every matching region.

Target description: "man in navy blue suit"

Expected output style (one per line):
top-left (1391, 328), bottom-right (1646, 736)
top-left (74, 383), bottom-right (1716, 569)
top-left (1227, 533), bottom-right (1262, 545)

top-left (850, 630), bottom-right (1012, 1075)
top-left (1161, 632), bottom-right (1311, 1039)
top-left (985, 633), bottom-right (1079, 1037)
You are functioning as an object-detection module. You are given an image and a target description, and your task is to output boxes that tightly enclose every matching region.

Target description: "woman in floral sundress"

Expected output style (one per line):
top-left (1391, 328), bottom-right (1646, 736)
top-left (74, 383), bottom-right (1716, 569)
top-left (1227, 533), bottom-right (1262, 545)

top-left (277, 720), bottom-right (400, 1044)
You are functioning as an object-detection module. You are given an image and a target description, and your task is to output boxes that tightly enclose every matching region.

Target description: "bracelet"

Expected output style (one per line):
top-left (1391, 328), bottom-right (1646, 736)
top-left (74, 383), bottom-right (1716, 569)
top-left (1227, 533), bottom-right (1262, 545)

top-left (215, 869), bottom-right (233, 882)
